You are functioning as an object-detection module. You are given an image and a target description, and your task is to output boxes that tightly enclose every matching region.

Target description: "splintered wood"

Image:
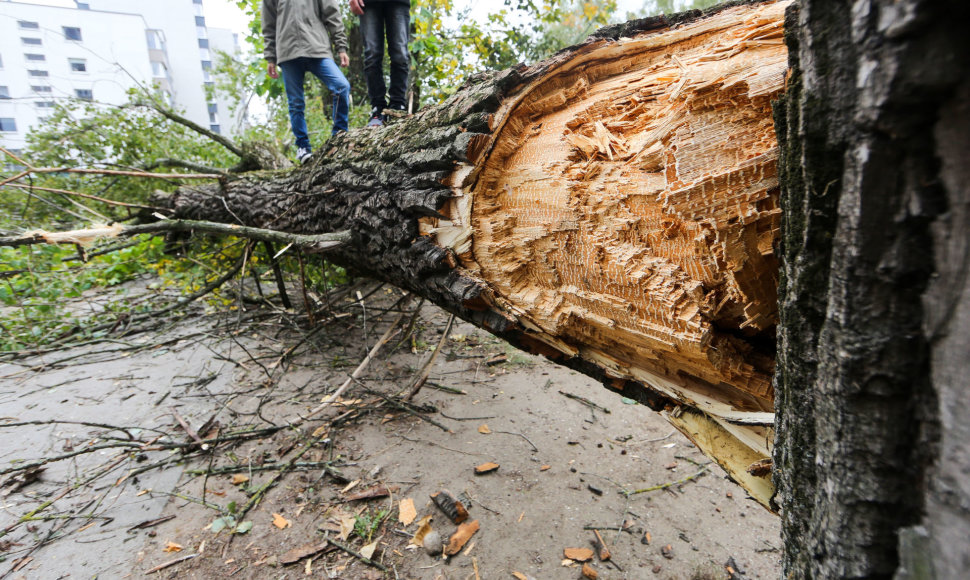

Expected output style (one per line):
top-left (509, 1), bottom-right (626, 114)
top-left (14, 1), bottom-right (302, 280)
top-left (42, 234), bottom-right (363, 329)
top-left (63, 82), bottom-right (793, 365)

top-left (438, 3), bottom-right (788, 418)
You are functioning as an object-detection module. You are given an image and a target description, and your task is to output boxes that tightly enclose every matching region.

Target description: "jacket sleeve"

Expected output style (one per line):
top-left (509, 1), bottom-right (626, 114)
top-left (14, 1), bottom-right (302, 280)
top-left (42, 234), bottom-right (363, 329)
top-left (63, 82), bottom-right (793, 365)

top-left (318, 0), bottom-right (349, 55)
top-left (261, 0), bottom-right (278, 63)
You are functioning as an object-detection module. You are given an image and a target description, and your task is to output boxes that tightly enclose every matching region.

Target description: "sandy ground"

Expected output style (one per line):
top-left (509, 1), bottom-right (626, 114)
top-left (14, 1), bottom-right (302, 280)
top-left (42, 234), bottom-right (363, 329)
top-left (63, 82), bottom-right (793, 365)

top-left (0, 281), bottom-right (780, 579)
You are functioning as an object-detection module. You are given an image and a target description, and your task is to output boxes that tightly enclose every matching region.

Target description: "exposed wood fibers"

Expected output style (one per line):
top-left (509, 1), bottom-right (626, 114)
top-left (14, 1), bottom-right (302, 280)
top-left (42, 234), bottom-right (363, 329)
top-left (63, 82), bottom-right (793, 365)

top-left (426, 1), bottom-right (791, 505)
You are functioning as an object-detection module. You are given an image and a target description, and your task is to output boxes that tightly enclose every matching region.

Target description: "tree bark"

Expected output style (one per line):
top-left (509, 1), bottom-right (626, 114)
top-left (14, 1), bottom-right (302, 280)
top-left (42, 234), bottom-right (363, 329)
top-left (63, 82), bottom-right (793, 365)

top-left (774, 0), bottom-right (970, 577)
top-left (161, 0), bottom-right (791, 509)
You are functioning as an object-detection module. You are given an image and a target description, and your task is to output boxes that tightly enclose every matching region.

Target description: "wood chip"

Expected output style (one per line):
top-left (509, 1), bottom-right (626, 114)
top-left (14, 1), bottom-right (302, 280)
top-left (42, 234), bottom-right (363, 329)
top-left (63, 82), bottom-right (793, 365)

top-left (444, 519), bottom-right (480, 556)
top-left (163, 541), bottom-right (183, 553)
top-left (593, 529), bottom-right (611, 561)
top-left (231, 474), bottom-right (249, 485)
top-left (410, 515), bottom-right (433, 546)
top-left (540, 465), bottom-right (551, 471)
top-left (474, 462), bottom-right (499, 474)
top-left (280, 543), bottom-right (330, 566)
top-left (582, 562), bottom-right (599, 579)
top-left (342, 484), bottom-right (397, 502)
top-left (563, 547), bottom-right (594, 562)
top-left (478, 424), bottom-right (491, 434)
top-left (398, 498), bottom-right (417, 526)
top-left (431, 490), bottom-right (469, 524)
top-left (272, 513), bottom-right (291, 529)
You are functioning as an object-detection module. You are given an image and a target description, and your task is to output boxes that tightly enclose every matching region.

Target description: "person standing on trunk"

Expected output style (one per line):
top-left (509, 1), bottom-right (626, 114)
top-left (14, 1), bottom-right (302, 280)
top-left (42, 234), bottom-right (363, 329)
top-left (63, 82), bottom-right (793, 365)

top-left (348, 0), bottom-right (411, 127)
top-left (262, 0), bottom-right (351, 164)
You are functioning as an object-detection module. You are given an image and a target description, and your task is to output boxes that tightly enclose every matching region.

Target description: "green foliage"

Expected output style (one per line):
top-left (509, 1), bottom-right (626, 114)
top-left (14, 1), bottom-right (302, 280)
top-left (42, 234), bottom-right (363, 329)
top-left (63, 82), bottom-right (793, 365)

top-left (0, 237), bottom-right (163, 351)
top-left (354, 507), bottom-right (389, 542)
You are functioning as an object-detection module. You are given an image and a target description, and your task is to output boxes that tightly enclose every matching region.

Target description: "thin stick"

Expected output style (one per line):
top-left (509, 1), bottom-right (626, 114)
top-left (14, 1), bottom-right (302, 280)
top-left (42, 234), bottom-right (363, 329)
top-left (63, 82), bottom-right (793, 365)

top-left (493, 430), bottom-right (539, 452)
top-left (327, 539), bottom-right (388, 572)
top-left (145, 553), bottom-right (199, 574)
top-left (405, 313), bottom-right (455, 400)
top-left (290, 301), bottom-right (411, 424)
top-left (622, 466), bottom-right (709, 496)
top-left (558, 390), bottom-right (611, 414)
top-left (353, 380), bottom-right (452, 433)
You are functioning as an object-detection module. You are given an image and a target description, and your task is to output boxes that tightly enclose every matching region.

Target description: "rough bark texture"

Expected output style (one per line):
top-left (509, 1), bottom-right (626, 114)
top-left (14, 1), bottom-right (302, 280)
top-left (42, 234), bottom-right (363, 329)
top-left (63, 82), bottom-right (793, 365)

top-left (773, 0), bottom-right (970, 577)
top-left (162, 0), bottom-right (789, 508)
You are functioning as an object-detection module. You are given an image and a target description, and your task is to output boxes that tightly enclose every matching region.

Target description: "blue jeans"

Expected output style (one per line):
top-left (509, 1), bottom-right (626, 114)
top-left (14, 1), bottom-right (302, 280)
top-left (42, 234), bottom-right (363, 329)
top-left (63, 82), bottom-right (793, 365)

top-left (360, 2), bottom-right (410, 112)
top-left (279, 57), bottom-right (350, 148)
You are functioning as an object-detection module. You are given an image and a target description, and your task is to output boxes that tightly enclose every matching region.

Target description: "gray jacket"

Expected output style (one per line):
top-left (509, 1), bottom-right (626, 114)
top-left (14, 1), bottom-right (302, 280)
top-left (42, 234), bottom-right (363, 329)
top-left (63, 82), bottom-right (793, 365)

top-left (262, 0), bottom-right (349, 65)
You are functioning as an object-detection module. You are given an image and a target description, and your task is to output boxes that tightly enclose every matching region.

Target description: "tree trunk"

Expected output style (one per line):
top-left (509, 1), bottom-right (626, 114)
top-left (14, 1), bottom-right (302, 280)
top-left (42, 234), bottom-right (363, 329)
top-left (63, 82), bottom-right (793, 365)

top-left (774, 0), bottom-right (970, 577)
top-left (163, 0), bottom-right (791, 509)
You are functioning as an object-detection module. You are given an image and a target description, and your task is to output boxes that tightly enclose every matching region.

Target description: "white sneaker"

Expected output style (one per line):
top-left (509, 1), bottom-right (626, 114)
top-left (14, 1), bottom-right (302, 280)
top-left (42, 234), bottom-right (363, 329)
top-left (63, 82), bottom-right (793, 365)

top-left (297, 147), bottom-right (312, 164)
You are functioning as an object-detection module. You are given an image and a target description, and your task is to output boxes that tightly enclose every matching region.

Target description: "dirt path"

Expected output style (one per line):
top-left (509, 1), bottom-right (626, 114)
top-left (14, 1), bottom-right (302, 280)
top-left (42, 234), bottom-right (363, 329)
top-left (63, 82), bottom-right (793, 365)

top-left (0, 285), bottom-right (780, 579)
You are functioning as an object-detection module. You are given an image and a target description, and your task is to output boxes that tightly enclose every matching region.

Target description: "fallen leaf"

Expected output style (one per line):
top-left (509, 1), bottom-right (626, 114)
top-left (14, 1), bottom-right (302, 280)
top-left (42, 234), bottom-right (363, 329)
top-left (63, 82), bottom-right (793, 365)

top-left (398, 498), bottom-right (417, 526)
top-left (582, 562), bottom-right (599, 579)
top-left (474, 462), bottom-right (499, 475)
top-left (280, 543), bottom-right (330, 565)
top-left (311, 425), bottom-right (329, 438)
top-left (232, 474), bottom-right (249, 485)
top-left (359, 540), bottom-right (378, 560)
top-left (478, 424), bottom-right (491, 434)
top-left (410, 515), bottom-right (433, 546)
top-left (444, 520), bottom-right (480, 556)
top-left (233, 521), bottom-right (253, 534)
top-left (272, 513), bottom-right (291, 529)
top-left (163, 541), bottom-right (183, 553)
top-left (563, 547), bottom-right (594, 562)
top-left (338, 515), bottom-right (356, 541)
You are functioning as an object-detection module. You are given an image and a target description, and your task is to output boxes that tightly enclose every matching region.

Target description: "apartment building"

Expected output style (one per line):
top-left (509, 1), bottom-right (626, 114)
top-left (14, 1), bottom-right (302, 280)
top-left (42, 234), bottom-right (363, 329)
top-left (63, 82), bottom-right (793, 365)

top-left (0, 0), bottom-right (241, 151)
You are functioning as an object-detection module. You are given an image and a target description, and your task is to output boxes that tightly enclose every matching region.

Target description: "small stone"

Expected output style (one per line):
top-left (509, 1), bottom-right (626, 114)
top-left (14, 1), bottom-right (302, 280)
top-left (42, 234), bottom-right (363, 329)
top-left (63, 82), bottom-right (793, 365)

top-left (661, 544), bottom-right (674, 559)
top-left (423, 530), bottom-right (443, 556)
top-left (652, 564), bottom-right (663, 573)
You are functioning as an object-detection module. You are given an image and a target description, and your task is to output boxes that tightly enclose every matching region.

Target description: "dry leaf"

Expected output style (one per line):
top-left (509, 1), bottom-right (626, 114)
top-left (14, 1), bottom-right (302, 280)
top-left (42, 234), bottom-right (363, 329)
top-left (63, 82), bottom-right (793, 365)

top-left (478, 424), bottom-right (491, 434)
top-left (444, 520), bottom-right (480, 556)
top-left (311, 425), bottom-right (329, 438)
top-left (398, 498), bottom-right (417, 526)
top-left (163, 541), bottom-right (183, 553)
top-left (564, 548), bottom-right (594, 562)
top-left (410, 515), bottom-right (433, 546)
top-left (338, 515), bottom-right (356, 541)
top-left (359, 540), bottom-right (378, 560)
top-left (582, 563), bottom-right (599, 579)
top-left (474, 462), bottom-right (500, 475)
top-left (232, 474), bottom-right (249, 485)
top-left (272, 513), bottom-right (291, 529)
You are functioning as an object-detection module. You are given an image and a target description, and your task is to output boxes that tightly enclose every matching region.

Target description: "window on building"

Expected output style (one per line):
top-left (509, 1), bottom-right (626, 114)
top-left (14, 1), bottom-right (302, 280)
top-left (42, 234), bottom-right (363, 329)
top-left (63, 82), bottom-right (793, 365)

top-left (28, 70), bottom-right (49, 77)
top-left (19, 21), bottom-right (39, 30)
top-left (35, 101), bottom-right (56, 109)
top-left (0, 87), bottom-right (9, 99)
top-left (195, 16), bottom-right (206, 27)
top-left (197, 38), bottom-right (209, 49)
top-left (77, 2), bottom-right (90, 9)
top-left (146, 30), bottom-right (165, 51)
top-left (196, 26), bottom-right (207, 39)
top-left (69, 58), bottom-right (87, 72)
top-left (201, 60), bottom-right (212, 70)
top-left (22, 37), bottom-right (43, 46)
top-left (207, 103), bottom-right (218, 114)
top-left (31, 85), bottom-right (52, 93)
top-left (209, 124), bottom-right (220, 134)
top-left (193, 0), bottom-right (203, 4)
top-left (209, 112), bottom-right (219, 125)
top-left (25, 53), bottom-right (46, 62)
top-left (0, 118), bottom-right (17, 132)
top-left (75, 89), bottom-right (93, 101)
top-left (63, 27), bottom-right (82, 41)
top-left (151, 61), bottom-right (168, 78)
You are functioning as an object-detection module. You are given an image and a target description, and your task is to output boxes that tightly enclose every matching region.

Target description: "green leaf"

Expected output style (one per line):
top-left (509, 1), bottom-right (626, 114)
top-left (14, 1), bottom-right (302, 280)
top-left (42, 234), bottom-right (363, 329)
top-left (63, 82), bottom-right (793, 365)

top-left (233, 520), bottom-right (253, 534)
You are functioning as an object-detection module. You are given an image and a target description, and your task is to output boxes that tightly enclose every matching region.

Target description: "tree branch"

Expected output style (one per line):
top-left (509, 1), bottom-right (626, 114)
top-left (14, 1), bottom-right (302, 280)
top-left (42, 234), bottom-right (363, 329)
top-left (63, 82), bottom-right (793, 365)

top-left (133, 100), bottom-right (246, 160)
top-left (0, 219), bottom-right (351, 253)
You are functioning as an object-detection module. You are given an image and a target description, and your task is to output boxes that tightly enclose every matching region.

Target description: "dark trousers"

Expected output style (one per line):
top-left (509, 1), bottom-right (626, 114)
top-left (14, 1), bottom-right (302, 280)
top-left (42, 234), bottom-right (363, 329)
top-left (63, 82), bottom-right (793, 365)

top-left (360, 2), bottom-right (410, 112)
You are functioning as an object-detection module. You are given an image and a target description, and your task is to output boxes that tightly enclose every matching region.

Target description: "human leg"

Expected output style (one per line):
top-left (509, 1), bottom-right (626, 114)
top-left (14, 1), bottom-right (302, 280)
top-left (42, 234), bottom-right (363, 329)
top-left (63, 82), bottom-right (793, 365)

top-left (279, 58), bottom-right (311, 151)
top-left (308, 57), bottom-right (351, 135)
top-left (360, 4), bottom-right (388, 115)
top-left (385, 3), bottom-right (411, 112)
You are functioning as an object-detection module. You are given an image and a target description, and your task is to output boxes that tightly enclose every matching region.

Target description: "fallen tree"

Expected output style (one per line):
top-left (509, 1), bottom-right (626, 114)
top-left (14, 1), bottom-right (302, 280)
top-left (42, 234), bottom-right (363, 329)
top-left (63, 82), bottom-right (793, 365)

top-left (156, 0), bottom-right (789, 510)
top-left (7, 0), bottom-right (968, 575)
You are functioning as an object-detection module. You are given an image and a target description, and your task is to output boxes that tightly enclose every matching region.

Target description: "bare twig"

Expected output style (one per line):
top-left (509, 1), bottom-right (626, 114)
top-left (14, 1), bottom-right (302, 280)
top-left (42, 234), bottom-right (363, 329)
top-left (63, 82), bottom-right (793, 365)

top-left (327, 539), bottom-right (388, 572)
top-left (622, 466), bottom-right (710, 496)
top-left (558, 390), bottom-right (611, 414)
top-left (145, 553), bottom-right (199, 574)
top-left (405, 313), bottom-right (455, 400)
